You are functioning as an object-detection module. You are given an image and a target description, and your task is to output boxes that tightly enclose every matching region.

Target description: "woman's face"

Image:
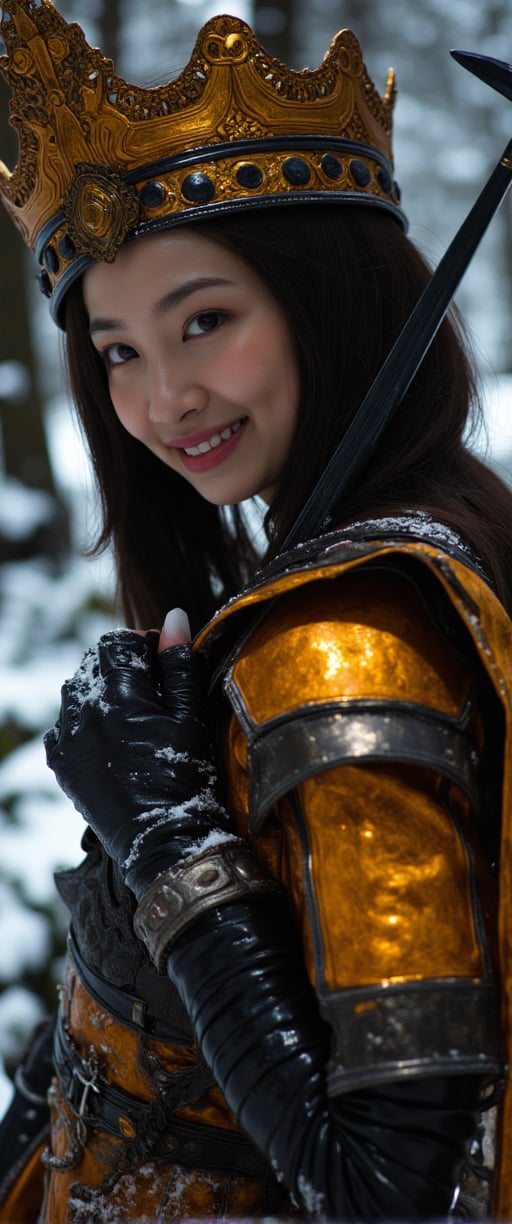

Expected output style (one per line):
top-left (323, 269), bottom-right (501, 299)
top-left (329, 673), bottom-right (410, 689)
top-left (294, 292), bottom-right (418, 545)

top-left (83, 229), bottom-right (299, 506)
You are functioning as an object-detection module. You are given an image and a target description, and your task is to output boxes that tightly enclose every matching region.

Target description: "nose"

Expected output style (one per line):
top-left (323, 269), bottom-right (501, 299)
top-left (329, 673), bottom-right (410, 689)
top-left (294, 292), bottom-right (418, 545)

top-left (147, 359), bottom-right (208, 425)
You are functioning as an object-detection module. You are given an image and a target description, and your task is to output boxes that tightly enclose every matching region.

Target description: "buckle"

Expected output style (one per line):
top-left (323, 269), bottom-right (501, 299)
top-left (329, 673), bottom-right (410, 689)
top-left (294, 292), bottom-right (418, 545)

top-left (73, 1047), bottom-right (101, 1124)
top-left (42, 1026), bottom-right (101, 1173)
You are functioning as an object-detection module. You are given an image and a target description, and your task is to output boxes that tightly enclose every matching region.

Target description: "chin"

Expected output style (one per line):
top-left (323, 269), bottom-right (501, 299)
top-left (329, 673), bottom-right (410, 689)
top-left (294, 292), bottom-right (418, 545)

top-left (191, 480), bottom-right (270, 507)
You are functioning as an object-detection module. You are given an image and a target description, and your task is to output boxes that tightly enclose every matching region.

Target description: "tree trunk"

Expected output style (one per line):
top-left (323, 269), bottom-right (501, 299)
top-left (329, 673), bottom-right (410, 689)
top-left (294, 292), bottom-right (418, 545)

top-left (99, 0), bottom-right (123, 63)
top-left (253, 0), bottom-right (296, 66)
top-left (0, 77), bottom-right (69, 560)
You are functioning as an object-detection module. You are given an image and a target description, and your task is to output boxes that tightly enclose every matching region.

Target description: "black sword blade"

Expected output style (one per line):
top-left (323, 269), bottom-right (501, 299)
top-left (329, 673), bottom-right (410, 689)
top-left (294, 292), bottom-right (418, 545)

top-left (450, 50), bottom-right (512, 104)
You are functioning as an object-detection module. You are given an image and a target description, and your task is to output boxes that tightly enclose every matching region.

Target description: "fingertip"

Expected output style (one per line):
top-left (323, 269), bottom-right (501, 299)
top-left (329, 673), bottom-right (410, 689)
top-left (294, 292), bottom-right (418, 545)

top-left (159, 607), bottom-right (192, 651)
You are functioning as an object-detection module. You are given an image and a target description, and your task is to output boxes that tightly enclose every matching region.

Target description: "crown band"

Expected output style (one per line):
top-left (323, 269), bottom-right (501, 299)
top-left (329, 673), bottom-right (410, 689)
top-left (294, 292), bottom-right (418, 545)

top-left (36, 136), bottom-right (403, 323)
top-left (125, 134), bottom-right (398, 181)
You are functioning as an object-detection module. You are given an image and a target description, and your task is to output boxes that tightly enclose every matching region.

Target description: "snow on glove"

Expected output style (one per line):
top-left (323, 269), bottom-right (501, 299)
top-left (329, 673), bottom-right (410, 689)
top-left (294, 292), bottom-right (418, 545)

top-left (44, 630), bottom-right (237, 899)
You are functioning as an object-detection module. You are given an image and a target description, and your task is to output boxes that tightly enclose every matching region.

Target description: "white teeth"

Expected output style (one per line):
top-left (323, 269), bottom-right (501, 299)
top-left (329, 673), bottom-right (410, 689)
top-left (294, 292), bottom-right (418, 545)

top-left (183, 420), bottom-right (243, 456)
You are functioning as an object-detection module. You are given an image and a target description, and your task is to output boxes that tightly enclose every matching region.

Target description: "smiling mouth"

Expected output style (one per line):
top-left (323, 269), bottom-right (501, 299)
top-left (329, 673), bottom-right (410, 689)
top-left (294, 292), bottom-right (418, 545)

top-left (181, 419), bottom-right (244, 456)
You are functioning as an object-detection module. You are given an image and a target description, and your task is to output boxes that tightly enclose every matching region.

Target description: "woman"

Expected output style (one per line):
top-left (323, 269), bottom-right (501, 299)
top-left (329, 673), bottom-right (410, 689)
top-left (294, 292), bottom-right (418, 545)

top-left (1, 2), bottom-right (512, 1220)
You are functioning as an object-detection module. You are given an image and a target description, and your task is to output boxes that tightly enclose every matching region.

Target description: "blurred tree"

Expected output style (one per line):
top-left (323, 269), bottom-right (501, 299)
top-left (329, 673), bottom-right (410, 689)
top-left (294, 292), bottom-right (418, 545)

top-left (98, 0), bottom-right (122, 63)
top-left (486, 0), bottom-right (512, 373)
top-left (0, 76), bottom-right (69, 561)
top-left (253, 0), bottom-right (294, 64)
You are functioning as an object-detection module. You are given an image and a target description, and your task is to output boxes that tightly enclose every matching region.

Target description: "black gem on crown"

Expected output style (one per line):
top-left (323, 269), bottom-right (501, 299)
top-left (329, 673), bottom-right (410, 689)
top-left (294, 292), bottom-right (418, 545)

top-left (181, 173), bottom-right (216, 203)
top-left (140, 180), bottom-right (167, 209)
top-left (44, 245), bottom-right (59, 274)
top-left (59, 234), bottom-right (76, 261)
top-left (282, 157), bottom-right (311, 186)
top-left (236, 163), bottom-right (264, 189)
top-left (393, 181), bottom-right (402, 203)
top-left (377, 167), bottom-right (392, 193)
top-left (321, 154), bottom-right (343, 181)
top-left (39, 269), bottom-right (52, 298)
top-left (349, 159), bottom-right (371, 187)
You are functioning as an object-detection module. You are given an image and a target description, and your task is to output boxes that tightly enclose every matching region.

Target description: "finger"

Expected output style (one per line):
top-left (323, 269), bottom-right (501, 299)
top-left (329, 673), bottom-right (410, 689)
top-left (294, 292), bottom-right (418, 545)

top-left (96, 630), bottom-right (148, 675)
top-left (94, 631), bottom-right (160, 706)
top-left (158, 644), bottom-right (208, 728)
top-left (159, 608), bottom-right (192, 651)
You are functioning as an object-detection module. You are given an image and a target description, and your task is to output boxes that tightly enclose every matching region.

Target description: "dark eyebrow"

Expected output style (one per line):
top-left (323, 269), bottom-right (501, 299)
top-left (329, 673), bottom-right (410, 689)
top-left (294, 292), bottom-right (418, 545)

top-left (89, 276), bottom-right (234, 335)
top-left (152, 276), bottom-right (234, 318)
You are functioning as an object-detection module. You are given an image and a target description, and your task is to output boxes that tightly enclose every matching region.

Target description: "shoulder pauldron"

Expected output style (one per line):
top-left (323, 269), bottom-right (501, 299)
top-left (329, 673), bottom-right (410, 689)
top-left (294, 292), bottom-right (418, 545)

top-left (195, 529), bottom-right (512, 1214)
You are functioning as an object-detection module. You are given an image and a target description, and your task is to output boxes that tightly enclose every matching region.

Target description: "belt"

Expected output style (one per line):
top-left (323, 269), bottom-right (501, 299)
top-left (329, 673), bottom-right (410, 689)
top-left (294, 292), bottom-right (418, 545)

top-left (68, 930), bottom-right (188, 1042)
top-left (53, 1008), bottom-right (269, 1179)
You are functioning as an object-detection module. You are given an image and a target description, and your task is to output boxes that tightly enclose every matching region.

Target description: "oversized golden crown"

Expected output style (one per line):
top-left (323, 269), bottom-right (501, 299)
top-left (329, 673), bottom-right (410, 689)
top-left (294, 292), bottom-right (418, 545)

top-left (0, 0), bottom-right (405, 325)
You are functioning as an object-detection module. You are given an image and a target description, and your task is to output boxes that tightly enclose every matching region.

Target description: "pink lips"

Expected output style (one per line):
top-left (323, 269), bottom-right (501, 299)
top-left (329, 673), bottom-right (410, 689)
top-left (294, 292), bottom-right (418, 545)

top-left (169, 419), bottom-right (247, 474)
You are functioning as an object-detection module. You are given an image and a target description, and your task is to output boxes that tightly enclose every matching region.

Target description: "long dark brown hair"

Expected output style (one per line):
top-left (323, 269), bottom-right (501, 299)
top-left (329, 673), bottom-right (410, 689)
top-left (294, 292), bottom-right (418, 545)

top-left (64, 204), bottom-right (512, 630)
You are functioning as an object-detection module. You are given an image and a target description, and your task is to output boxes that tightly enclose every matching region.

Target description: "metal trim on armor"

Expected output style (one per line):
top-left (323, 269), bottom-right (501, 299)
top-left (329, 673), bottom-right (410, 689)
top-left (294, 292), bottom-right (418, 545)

top-left (246, 699), bottom-right (480, 833)
top-left (321, 978), bottom-right (503, 1096)
top-left (201, 517), bottom-right (489, 685)
top-left (134, 843), bottom-right (282, 970)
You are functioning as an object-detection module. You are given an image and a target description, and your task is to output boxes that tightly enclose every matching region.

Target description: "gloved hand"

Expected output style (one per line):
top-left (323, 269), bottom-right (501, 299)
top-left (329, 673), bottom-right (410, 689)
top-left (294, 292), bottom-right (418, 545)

top-left (44, 628), bottom-right (235, 899)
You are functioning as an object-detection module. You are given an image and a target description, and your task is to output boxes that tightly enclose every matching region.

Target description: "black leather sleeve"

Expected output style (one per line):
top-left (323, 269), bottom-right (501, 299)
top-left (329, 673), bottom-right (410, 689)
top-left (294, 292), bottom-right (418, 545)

top-left (166, 896), bottom-right (482, 1221)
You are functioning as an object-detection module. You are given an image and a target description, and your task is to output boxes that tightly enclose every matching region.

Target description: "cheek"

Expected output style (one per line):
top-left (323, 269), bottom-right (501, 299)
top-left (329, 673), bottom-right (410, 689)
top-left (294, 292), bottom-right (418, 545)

top-left (266, 315), bottom-right (298, 390)
top-left (231, 319), bottom-right (297, 401)
top-left (109, 385), bottom-right (146, 441)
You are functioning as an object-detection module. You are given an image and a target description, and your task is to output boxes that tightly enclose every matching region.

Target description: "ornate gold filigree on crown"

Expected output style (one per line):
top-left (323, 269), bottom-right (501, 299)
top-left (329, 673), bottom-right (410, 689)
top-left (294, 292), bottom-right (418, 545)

top-left (0, 1), bottom-right (403, 322)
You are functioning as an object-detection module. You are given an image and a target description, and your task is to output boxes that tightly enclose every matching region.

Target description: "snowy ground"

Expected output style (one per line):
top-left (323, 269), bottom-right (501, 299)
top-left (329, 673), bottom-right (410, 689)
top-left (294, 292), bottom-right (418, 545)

top-left (0, 377), bottom-right (511, 1116)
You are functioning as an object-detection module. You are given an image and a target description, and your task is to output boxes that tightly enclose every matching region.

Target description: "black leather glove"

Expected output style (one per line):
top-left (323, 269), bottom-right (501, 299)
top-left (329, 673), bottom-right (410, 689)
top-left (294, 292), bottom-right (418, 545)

top-left (44, 630), bottom-right (236, 899)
